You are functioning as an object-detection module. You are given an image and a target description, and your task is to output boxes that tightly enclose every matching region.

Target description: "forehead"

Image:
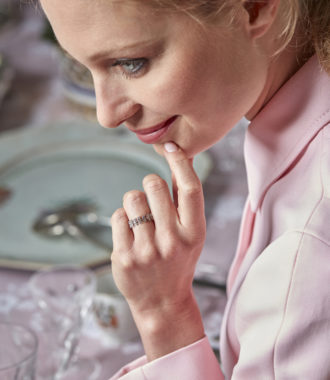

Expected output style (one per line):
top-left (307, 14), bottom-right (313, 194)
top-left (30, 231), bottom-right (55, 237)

top-left (40, 0), bottom-right (154, 27)
top-left (39, 0), bottom-right (172, 59)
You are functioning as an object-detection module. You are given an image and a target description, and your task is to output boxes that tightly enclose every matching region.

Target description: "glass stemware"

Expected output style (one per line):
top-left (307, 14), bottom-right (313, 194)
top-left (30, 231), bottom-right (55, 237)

top-left (0, 321), bottom-right (38, 380)
top-left (29, 265), bottom-right (100, 380)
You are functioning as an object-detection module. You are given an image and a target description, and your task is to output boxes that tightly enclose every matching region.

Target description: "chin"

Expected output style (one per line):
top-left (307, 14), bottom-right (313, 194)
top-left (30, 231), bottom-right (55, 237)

top-left (152, 144), bottom-right (164, 157)
top-left (153, 143), bottom-right (197, 161)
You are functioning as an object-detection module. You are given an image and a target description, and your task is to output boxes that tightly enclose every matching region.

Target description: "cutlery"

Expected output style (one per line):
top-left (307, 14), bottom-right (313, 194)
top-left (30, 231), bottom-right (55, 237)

top-left (32, 201), bottom-right (112, 251)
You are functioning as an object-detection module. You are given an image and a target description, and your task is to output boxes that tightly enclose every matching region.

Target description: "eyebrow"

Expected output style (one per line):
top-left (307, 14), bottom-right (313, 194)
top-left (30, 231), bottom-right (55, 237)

top-left (86, 40), bottom-right (157, 63)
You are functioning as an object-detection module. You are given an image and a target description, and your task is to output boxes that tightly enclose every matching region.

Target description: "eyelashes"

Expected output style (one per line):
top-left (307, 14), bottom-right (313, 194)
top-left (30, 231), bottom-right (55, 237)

top-left (111, 58), bottom-right (148, 78)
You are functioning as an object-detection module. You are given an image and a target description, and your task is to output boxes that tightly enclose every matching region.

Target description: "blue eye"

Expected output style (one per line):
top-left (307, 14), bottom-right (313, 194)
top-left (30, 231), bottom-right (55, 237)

top-left (112, 58), bottom-right (147, 77)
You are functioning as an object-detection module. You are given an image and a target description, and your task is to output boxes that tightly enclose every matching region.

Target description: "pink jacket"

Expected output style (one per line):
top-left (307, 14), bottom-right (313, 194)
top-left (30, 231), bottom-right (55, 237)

top-left (110, 56), bottom-right (330, 379)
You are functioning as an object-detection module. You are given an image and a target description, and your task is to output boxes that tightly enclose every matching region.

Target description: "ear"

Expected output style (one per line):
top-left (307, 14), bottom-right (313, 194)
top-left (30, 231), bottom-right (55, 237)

top-left (243, 0), bottom-right (280, 39)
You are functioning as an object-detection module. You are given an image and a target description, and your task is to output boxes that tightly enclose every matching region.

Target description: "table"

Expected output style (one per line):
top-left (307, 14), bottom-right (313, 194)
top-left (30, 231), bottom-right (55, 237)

top-left (0, 2), bottom-right (248, 379)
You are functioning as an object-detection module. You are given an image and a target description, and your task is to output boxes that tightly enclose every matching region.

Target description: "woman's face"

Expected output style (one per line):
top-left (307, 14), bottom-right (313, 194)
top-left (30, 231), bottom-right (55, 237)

top-left (40, 0), bottom-right (268, 157)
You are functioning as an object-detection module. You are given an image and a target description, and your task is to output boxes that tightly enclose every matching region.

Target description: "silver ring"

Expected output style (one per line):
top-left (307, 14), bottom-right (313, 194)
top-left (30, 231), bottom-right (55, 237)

top-left (128, 213), bottom-right (154, 229)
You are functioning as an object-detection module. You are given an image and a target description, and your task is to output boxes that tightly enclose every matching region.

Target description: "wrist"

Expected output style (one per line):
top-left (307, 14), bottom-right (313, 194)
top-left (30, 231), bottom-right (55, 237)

top-left (130, 290), bottom-right (205, 361)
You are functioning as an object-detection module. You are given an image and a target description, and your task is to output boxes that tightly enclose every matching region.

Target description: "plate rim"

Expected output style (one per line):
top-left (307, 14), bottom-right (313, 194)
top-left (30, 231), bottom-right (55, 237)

top-left (0, 121), bottom-right (213, 270)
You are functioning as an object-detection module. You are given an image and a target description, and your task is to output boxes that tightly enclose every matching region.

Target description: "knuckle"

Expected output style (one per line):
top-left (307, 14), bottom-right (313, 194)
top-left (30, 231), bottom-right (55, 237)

top-left (173, 155), bottom-right (186, 165)
top-left (143, 175), bottom-right (167, 194)
top-left (110, 250), bottom-right (119, 265)
top-left (164, 236), bottom-right (176, 253)
top-left (111, 246), bottom-right (135, 270)
top-left (111, 208), bottom-right (127, 224)
top-left (123, 190), bottom-right (146, 206)
top-left (139, 248), bottom-right (158, 266)
top-left (194, 231), bottom-right (206, 246)
top-left (183, 236), bottom-right (197, 250)
top-left (161, 233), bottom-right (178, 259)
top-left (119, 253), bottom-right (136, 271)
top-left (163, 248), bottom-right (177, 261)
top-left (182, 182), bottom-right (202, 198)
top-left (185, 229), bottom-right (205, 249)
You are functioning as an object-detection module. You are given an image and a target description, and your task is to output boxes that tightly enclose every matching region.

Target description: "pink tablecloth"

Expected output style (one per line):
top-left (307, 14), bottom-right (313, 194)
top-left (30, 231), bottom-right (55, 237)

top-left (0, 268), bottom-right (145, 379)
top-left (0, 268), bottom-right (227, 379)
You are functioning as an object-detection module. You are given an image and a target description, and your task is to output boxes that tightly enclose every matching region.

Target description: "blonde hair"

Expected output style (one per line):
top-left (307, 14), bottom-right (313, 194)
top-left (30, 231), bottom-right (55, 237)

top-left (141, 0), bottom-right (330, 73)
top-left (298, 0), bottom-right (330, 73)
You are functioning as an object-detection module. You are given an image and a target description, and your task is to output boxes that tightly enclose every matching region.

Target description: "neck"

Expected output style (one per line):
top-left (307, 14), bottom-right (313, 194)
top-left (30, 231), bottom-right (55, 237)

top-left (246, 25), bottom-right (314, 121)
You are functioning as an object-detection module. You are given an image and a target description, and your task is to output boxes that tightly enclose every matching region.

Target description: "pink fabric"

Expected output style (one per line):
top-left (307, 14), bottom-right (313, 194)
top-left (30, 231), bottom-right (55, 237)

top-left (110, 337), bottom-right (224, 380)
top-left (226, 200), bottom-right (255, 294)
top-left (109, 56), bottom-right (330, 379)
top-left (221, 55), bottom-right (330, 379)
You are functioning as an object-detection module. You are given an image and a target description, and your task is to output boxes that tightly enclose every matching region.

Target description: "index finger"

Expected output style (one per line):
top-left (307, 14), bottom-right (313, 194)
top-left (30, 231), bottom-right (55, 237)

top-left (163, 142), bottom-right (205, 229)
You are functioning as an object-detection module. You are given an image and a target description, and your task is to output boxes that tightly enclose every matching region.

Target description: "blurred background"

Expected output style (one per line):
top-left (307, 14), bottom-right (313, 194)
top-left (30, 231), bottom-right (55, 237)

top-left (0, 1), bottom-right (248, 378)
top-left (0, 0), bottom-right (248, 276)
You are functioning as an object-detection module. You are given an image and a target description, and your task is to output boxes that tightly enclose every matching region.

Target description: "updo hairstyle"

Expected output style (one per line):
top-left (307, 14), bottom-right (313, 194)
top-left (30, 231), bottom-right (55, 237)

top-left (141, 0), bottom-right (330, 74)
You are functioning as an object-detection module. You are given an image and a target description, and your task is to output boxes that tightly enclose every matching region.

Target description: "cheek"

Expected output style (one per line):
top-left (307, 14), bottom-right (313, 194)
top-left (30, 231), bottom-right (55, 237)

top-left (138, 59), bottom-right (204, 115)
top-left (146, 77), bottom-right (194, 114)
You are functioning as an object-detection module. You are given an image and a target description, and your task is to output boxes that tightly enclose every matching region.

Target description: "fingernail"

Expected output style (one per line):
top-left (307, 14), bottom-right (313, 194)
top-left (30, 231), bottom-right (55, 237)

top-left (164, 142), bottom-right (178, 153)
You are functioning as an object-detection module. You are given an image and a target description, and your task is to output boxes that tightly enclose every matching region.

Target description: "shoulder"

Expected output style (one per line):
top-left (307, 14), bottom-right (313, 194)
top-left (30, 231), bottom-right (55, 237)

top-left (237, 231), bottom-right (330, 307)
top-left (233, 231), bottom-right (330, 378)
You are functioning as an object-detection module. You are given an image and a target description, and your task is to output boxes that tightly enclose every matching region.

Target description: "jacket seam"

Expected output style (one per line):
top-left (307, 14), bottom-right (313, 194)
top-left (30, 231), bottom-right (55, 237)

top-left (141, 368), bottom-right (148, 380)
top-left (321, 123), bottom-right (330, 199)
top-left (267, 108), bottom-right (330, 188)
top-left (272, 178), bottom-right (325, 377)
top-left (271, 234), bottom-right (302, 379)
top-left (289, 229), bottom-right (330, 248)
top-left (255, 111), bottom-right (330, 211)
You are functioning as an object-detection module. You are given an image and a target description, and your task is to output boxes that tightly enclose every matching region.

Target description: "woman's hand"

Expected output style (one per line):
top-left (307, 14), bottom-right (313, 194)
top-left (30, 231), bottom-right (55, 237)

top-left (110, 142), bottom-right (206, 359)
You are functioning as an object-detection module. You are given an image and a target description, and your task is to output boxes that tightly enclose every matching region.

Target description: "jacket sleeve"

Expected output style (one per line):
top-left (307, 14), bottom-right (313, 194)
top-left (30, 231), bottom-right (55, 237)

top-left (231, 231), bottom-right (330, 379)
top-left (109, 336), bottom-right (225, 380)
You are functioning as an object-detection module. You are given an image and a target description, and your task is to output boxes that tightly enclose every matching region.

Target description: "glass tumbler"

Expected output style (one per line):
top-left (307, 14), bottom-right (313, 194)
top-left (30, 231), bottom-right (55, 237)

top-left (29, 265), bottom-right (99, 380)
top-left (0, 321), bottom-right (38, 380)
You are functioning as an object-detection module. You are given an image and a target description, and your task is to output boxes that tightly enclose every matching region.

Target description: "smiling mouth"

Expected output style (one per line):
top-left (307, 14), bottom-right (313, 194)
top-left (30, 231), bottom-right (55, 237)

top-left (132, 116), bottom-right (178, 144)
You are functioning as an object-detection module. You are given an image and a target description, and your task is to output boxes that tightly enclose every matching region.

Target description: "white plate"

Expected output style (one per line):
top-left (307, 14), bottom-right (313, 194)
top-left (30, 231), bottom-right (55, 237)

top-left (0, 122), bottom-right (212, 270)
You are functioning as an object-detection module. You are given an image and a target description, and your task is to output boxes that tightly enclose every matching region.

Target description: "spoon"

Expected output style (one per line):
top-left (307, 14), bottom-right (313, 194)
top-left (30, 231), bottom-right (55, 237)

top-left (33, 202), bottom-right (225, 290)
top-left (32, 202), bottom-right (112, 251)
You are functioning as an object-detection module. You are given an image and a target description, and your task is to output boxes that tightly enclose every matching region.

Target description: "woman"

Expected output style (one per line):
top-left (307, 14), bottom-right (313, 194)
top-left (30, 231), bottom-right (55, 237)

top-left (39, 0), bottom-right (330, 378)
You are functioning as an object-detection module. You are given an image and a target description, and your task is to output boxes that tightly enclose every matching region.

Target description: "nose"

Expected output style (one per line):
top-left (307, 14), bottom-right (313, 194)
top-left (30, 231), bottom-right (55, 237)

top-left (93, 75), bottom-right (140, 128)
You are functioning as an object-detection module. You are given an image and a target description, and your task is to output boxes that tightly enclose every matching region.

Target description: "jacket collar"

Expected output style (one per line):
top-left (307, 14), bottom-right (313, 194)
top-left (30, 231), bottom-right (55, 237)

top-left (245, 55), bottom-right (330, 212)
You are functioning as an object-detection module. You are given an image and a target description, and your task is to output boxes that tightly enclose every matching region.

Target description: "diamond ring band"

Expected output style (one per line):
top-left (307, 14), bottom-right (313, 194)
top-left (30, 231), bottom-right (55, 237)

top-left (128, 213), bottom-right (154, 229)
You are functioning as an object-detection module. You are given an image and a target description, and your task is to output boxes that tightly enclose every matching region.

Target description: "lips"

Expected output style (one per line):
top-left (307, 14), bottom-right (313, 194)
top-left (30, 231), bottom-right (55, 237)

top-left (132, 116), bottom-right (178, 144)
